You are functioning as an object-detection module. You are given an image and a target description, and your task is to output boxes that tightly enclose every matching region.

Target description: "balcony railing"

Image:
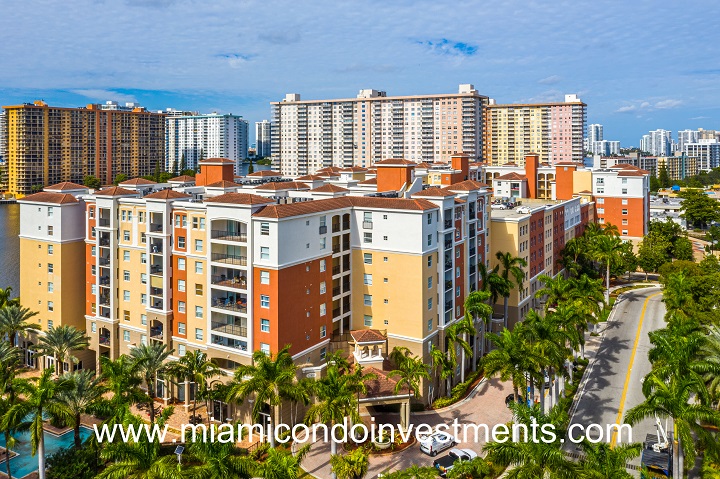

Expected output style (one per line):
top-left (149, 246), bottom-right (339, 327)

top-left (149, 223), bottom-right (163, 233)
top-left (211, 322), bottom-right (247, 337)
top-left (98, 219), bottom-right (110, 227)
top-left (333, 307), bottom-right (341, 318)
top-left (99, 336), bottom-right (110, 346)
top-left (342, 221), bottom-right (350, 230)
top-left (211, 230), bottom-right (247, 242)
top-left (332, 265), bottom-right (341, 275)
top-left (150, 244), bottom-right (163, 254)
top-left (150, 327), bottom-right (164, 339)
top-left (99, 296), bottom-right (110, 306)
top-left (211, 253), bottom-right (247, 266)
top-left (332, 286), bottom-right (341, 296)
top-left (150, 264), bottom-right (163, 275)
top-left (332, 244), bottom-right (341, 254)
top-left (212, 298), bottom-right (247, 313)
top-left (211, 275), bottom-right (247, 289)
top-left (98, 257), bottom-right (110, 266)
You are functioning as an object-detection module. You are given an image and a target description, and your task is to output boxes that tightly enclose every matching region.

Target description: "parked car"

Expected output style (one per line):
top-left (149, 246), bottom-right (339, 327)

top-left (516, 206), bottom-right (531, 214)
top-left (433, 448), bottom-right (478, 477)
top-left (418, 431), bottom-right (457, 456)
top-left (491, 203), bottom-right (508, 210)
top-left (505, 393), bottom-right (528, 407)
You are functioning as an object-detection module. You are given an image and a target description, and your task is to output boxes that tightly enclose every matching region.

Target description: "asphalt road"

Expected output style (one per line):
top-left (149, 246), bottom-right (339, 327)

top-left (564, 286), bottom-right (666, 471)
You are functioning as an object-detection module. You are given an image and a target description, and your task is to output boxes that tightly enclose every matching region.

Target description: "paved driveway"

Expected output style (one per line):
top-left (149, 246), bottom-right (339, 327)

top-left (301, 378), bottom-right (513, 478)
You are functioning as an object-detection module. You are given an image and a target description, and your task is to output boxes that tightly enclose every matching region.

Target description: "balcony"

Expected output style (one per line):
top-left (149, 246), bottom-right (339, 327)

top-left (150, 264), bottom-right (163, 275)
top-left (211, 335), bottom-right (248, 351)
top-left (332, 244), bottom-right (341, 254)
top-left (99, 334), bottom-right (110, 347)
top-left (150, 325), bottom-right (164, 340)
top-left (212, 297), bottom-right (247, 314)
top-left (150, 286), bottom-right (163, 296)
top-left (332, 265), bottom-right (341, 275)
top-left (150, 243), bottom-right (163, 254)
top-left (98, 257), bottom-right (110, 266)
top-left (211, 230), bottom-right (247, 242)
top-left (98, 219), bottom-right (110, 227)
top-left (211, 274), bottom-right (247, 290)
top-left (211, 253), bottom-right (247, 266)
top-left (149, 223), bottom-right (163, 233)
top-left (333, 307), bottom-right (342, 318)
top-left (343, 221), bottom-right (350, 230)
top-left (99, 295), bottom-right (110, 306)
top-left (332, 286), bottom-right (341, 296)
top-left (332, 223), bottom-right (341, 233)
top-left (211, 321), bottom-right (247, 337)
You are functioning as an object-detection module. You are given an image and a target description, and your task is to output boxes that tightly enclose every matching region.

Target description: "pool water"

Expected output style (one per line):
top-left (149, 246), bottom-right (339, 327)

top-left (0, 426), bottom-right (92, 478)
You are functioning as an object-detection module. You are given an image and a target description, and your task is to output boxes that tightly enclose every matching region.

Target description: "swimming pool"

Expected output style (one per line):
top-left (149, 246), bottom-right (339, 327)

top-left (0, 426), bottom-right (92, 478)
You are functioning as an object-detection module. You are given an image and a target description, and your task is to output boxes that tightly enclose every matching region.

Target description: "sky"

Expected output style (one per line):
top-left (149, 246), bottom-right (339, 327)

top-left (1, 0), bottom-right (719, 147)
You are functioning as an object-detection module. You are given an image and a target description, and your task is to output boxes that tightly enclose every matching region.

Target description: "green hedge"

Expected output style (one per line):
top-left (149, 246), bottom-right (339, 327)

top-left (431, 369), bottom-right (484, 409)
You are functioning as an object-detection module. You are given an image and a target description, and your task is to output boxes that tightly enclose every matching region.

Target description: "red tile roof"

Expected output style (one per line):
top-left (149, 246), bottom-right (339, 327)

top-left (169, 175), bottom-right (196, 182)
top-left (578, 190), bottom-right (592, 194)
top-left (120, 178), bottom-right (156, 186)
top-left (445, 180), bottom-right (488, 191)
top-left (296, 175), bottom-right (325, 181)
top-left (495, 172), bottom-right (527, 181)
top-left (247, 170), bottom-right (282, 177)
top-left (375, 158), bottom-right (416, 166)
top-left (339, 166), bottom-right (368, 172)
top-left (206, 180), bottom-right (240, 188)
top-left (358, 178), bottom-right (377, 185)
top-left (316, 167), bottom-right (343, 173)
top-left (554, 161), bottom-right (580, 166)
top-left (311, 184), bottom-right (349, 193)
top-left (351, 329), bottom-right (386, 343)
top-left (144, 190), bottom-right (192, 200)
top-left (412, 188), bottom-right (456, 198)
top-left (20, 192), bottom-right (79, 204)
top-left (617, 170), bottom-right (649, 176)
top-left (455, 198), bottom-right (466, 204)
top-left (199, 158), bottom-right (234, 164)
top-left (253, 196), bottom-right (438, 219)
top-left (45, 181), bottom-right (87, 191)
top-left (204, 193), bottom-right (275, 205)
top-left (359, 366), bottom-right (410, 399)
top-left (94, 187), bottom-right (138, 196)
top-left (254, 181), bottom-right (310, 191)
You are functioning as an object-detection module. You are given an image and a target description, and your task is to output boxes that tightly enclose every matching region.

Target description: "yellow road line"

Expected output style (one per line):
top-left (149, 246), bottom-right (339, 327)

top-left (610, 291), bottom-right (662, 447)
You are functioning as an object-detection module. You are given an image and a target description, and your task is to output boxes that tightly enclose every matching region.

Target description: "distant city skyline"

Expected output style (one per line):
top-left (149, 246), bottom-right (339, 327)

top-left (1, 0), bottom-right (718, 147)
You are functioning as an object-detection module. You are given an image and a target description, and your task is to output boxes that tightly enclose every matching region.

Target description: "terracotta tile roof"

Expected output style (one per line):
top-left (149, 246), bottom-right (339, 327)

top-left (610, 163), bottom-right (641, 170)
top-left (339, 166), bottom-right (368, 172)
top-left (412, 188), bottom-right (456, 197)
top-left (45, 181), bottom-right (87, 191)
top-left (169, 175), bottom-right (196, 182)
top-left (199, 158), bottom-right (234, 164)
top-left (204, 193), bottom-right (276, 205)
top-left (319, 172), bottom-right (341, 178)
top-left (254, 181), bottom-right (310, 191)
top-left (311, 184), bottom-right (349, 193)
top-left (359, 366), bottom-right (410, 399)
top-left (247, 170), bottom-right (282, 177)
top-left (120, 178), bottom-right (156, 186)
top-left (144, 190), bottom-right (192, 200)
top-left (351, 329), bottom-right (386, 343)
top-left (20, 192), bottom-right (79, 204)
top-left (296, 175), bottom-right (325, 181)
top-left (375, 158), bottom-right (416, 166)
top-left (416, 162), bottom-right (432, 168)
top-left (618, 170), bottom-right (649, 176)
top-left (554, 161), bottom-right (580, 166)
top-left (495, 172), bottom-right (527, 181)
top-left (316, 167), bottom-right (343, 173)
top-left (455, 198), bottom-right (466, 204)
top-left (206, 180), bottom-right (240, 188)
top-left (445, 180), bottom-right (487, 191)
top-left (94, 187), bottom-right (138, 197)
top-left (253, 196), bottom-right (438, 219)
top-left (358, 178), bottom-right (377, 185)
top-left (504, 162), bottom-right (518, 166)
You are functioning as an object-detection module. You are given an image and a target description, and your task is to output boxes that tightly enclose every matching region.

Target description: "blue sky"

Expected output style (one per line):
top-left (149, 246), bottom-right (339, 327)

top-left (1, 0), bottom-right (718, 146)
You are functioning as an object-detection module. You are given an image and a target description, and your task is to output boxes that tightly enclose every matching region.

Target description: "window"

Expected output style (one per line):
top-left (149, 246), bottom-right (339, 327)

top-left (141, 294), bottom-right (147, 305)
top-left (195, 284), bottom-right (203, 295)
top-left (363, 274), bottom-right (373, 285)
top-left (260, 295), bottom-right (270, 308)
top-left (48, 245), bottom-right (53, 255)
top-left (383, 257), bottom-right (388, 262)
top-left (123, 310), bottom-right (130, 321)
top-left (195, 328), bottom-right (203, 340)
top-left (48, 301), bottom-right (54, 312)
top-left (123, 331), bottom-right (130, 342)
top-left (427, 234), bottom-right (432, 246)
top-left (260, 271), bottom-right (270, 284)
top-left (124, 270), bottom-right (130, 281)
top-left (320, 260), bottom-right (326, 272)
top-left (384, 277), bottom-right (388, 283)
top-left (178, 237), bottom-right (186, 248)
top-left (48, 263), bottom-right (54, 273)
top-left (91, 322), bottom-right (96, 333)
top-left (178, 280), bottom-right (186, 292)
top-left (597, 198), bottom-right (604, 204)
top-left (428, 318), bottom-right (433, 331)
top-left (89, 208), bottom-right (95, 219)
top-left (364, 294), bottom-right (372, 306)
top-left (195, 240), bottom-right (203, 252)
top-left (597, 208), bottom-right (604, 214)
top-left (91, 265), bottom-right (95, 276)
top-left (141, 253), bottom-right (147, 264)
top-left (91, 246), bottom-right (96, 257)
top-left (123, 230), bottom-right (130, 241)
top-left (123, 250), bottom-right (129, 261)
top-left (47, 206), bottom-right (53, 217)
top-left (427, 255), bottom-right (432, 267)
top-left (622, 209), bottom-right (628, 215)
top-left (47, 226), bottom-right (54, 236)
top-left (320, 281), bottom-right (326, 294)
top-left (178, 301), bottom-right (186, 313)
top-left (427, 213), bottom-right (432, 224)
top-left (178, 344), bottom-right (186, 356)
top-left (178, 322), bottom-right (186, 334)
top-left (320, 325), bottom-right (326, 338)
top-left (260, 223), bottom-right (270, 235)
top-left (195, 306), bottom-right (203, 318)
top-left (261, 319), bottom-right (270, 332)
top-left (123, 290), bottom-right (130, 301)
top-left (428, 277), bottom-right (433, 288)
top-left (47, 282), bottom-right (54, 293)
top-left (121, 211), bottom-right (126, 221)
top-left (456, 267), bottom-right (460, 278)
top-left (260, 343), bottom-right (270, 355)
top-left (320, 237), bottom-right (326, 249)
top-left (192, 217), bottom-right (199, 229)
top-left (456, 286), bottom-right (460, 297)
top-left (199, 218), bottom-right (205, 230)
top-left (178, 258), bottom-right (186, 270)
top-left (139, 212), bottom-right (145, 223)
top-left (260, 247), bottom-right (269, 259)
top-left (91, 284), bottom-right (97, 294)
top-left (364, 253), bottom-right (372, 264)
top-left (383, 236), bottom-right (388, 241)
top-left (622, 199), bottom-right (628, 205)
top-left (195, 262), bottom-right (203, 274)
top-left (364, 232), bottom-right (372, 243)
top-left (47, 320), bottom-right (53, 329)
top-left (364, 315), bottom-right (372, 326)
top-left (320, 347), bottom-right (327, 360)
top-left (621, 178), bottom-right (628, 184)
top-left (622, 230), bottom-right (629, 236)
top-left (175, 215), bottom-right (181, 227)
top-left (141, 314), bottom-right (147, 325)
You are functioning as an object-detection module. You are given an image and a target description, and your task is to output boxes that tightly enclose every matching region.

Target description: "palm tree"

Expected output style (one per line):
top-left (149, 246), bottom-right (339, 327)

top-left (2, 369), bottom-right (72, 479)
top-left (701, 325), bottom-right (720, 406)
top-left (625, 373), bottom-right (720, 477)
top-left (484, 402), bottom-right (575, 479)
top-left (130, 342), bottom-right (174, 425)
top-left (576, 440), bottom-right (641, 479)
top-left (0, 342), bottom-right (22, 479)
top-left (186, 436), bottom-right (255, 479)
top-left (464, 290), bottom-right (494, 368)
top-left (0, 305), bottom-right (40, 347)
top-left (379, 465), bottom-right (439, 479)
top-left (446, 456), bottom-right (491, 479)
top-left (482, 329), bottom-right (531, 404)
top-left (389, 347), bottom-right (429, 429)
top-left (254, 445), bottom-right (310, 479)
top-left (570, 274), bottom-right (605, 343)
top-left (534, 274), bottom-right (581, 312)
top-left (227, 345), bottom-right (297, 447)
top-left (56, 370), bottom-right (106, 447)
top-left (0, 286), bottom-right (19, 308)
top-left (166, 349), bottom-right (224, 424)
top-left (330, 448), bottom-right (370, 479)
top-left (98, 355), bottom-right (145, 424)
top-left (430, 345), bottom-right (454, 400)
top-left (445, 317), bottom-right (475, 384)
top-left (33, 324), bottom-right (88, 375)
top-left (304, 363), bottom-right (372, 479)
top-left (591, 234), bottom-right (623, 304)
top-left (495, 251), bottom-right (527, 329)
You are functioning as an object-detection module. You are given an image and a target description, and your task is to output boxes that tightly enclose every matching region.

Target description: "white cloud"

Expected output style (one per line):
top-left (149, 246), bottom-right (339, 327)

top-left (654, 99), bottom-right (683, 109)
top-left (615, 98), bottom-right (683, 114)
top-left (72, 89), bottom-right (138, 104)
top-left (538, 75), bottom-right (562, 85)
top-left (615, 105), bottom-right (636, 113)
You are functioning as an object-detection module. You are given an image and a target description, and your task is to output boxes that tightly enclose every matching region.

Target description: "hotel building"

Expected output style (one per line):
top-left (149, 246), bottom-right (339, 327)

top-left (270, 85), bottom-right (489, 176)
top-left (483, 94), bottom-right (587, 166)
top-left (2, 101), bottom-right (166, 196)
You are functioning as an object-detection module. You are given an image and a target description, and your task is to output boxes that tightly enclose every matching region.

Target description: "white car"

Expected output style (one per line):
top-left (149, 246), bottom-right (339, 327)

top-left (433, 448), bottom-right (479, 477)
top-left (516, 206), bottom-right (531, 214)
top-left (490, 203), bottom-right (508, 210)
top-left (418, 431), bottom-right (458, 456)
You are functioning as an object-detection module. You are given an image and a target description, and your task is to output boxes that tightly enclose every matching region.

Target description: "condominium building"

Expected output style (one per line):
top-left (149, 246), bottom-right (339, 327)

top-left (640, 129), bottom-right (672, 157)
top-left (270, 84), bottom-right (489, 176)
top-left (2, 101), bottom-right (166, 197)
top-left (588, 123), bottom-right (603, 146)
top-left (684, 139), bottom-right (720, 172)
top-left (677, 129), bottom-right (699, 152)
top-left (483, 94), bottom-right (586, 166)
top-left (656, 155), bottom-right (698, 181)
top-left (255, 120), bottom-right (271, 158)
top-left (19, 154), bottom-right (491, 408)
top-left (165, 113), bottom-right (249, 174)
top-left (697, 129), bottom-right (720, 142)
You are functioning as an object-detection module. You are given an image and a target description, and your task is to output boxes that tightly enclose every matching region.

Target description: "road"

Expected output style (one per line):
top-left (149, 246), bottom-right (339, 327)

top-left (564, 286), bottom-right (666, 471)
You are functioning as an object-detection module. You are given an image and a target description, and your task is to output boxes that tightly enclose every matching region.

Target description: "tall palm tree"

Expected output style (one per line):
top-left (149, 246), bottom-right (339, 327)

top-left (463, 290), bottom-right (493, 370)
top-left (0, 286), bottom-right (19, 308)
top-left (625, 373), bottom-right (720, 477)
top-left (571, 274), bottom-right (606, 342)
top-left (534, 274), bottom-right (581, 312)
top-left (576, 440), bottom-right (641, 479)
top-left (0, 342), bottom-right (22, 479)
top-left (304, 363), bottom-right (372, 479)
top-left (446, 316), bottom-right (475, 383)
top-left (227, 345), bottom-right (297, 447)
top-left (129, 342), bottom-right (174, 425)
top-left (495, 251), bottom-right (527, 329)
top-left (430, 345), bottom-right (454, 400)
top-left (56, 370), bottom-right (106, 447)
top-left (166, 349), bottom-right (224, 424)
top-left (478, 262), bottom-right (505, 306)
top-left (33, 324), bottom-right (88, 375)
top-left (591, 234), bottom-right (623, 304)
top-left (254, 445), bottom-right (310, 479)
top-left (701, 325), bottom-right (720, 406)
top-left (186, 436), bottom-right (255, 479)
top-left (482, 329), bottom-right (531, 404)
top-left (330, 448), bottom-right (370, 479)
top-left (446, 456), bottom-right (491, 479)
top-left (2, 369), bottom-right (72, 479)
top-left (98, 355), bottom-right (145, 424)
top-left (0, 305), bottom-right (40, 347)
top-left (389, 347), bottom-right (429, 429)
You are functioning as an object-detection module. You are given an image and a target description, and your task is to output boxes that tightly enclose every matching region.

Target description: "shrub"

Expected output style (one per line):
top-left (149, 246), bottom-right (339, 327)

top-left (47, 444), bottom-right (99, 479)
